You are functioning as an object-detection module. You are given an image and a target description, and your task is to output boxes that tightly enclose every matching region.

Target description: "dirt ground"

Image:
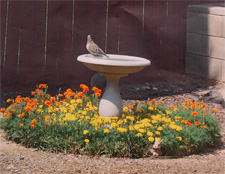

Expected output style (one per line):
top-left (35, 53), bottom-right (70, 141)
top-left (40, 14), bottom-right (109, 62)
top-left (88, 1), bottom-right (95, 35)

top-left (0, 73), bottom-right (225, 174)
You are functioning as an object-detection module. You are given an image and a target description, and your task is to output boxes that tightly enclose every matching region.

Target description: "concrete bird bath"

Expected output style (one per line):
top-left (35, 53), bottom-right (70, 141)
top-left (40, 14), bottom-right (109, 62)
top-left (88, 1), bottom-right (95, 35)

top-left (77, 54), bottom-right (151, 118)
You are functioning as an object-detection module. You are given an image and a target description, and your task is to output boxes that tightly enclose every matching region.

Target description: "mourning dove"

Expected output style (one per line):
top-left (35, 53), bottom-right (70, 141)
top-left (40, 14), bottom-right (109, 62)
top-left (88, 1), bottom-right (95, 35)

top-left (86, 35), bottom-right (109, 58)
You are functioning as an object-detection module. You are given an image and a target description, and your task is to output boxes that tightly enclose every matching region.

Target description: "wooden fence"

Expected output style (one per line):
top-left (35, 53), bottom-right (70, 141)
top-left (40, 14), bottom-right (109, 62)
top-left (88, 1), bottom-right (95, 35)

top-left (1, 0), bottom-right (223, 92)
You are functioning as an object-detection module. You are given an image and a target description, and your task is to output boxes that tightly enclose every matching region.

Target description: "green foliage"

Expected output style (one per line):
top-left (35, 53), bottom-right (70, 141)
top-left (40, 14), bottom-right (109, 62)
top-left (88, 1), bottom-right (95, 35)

top-left (0, 84), bottom-right (221, 157)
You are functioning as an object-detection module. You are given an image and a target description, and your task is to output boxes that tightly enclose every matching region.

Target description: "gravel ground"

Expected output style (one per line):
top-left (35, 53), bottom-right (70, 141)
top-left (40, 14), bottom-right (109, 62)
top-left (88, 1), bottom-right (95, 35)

top-left (0, 74), bottom-right (225, 174)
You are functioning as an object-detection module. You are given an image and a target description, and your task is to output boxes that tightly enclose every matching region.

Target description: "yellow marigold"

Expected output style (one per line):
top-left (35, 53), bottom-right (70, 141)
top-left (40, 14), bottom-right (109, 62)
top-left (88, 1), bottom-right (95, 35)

top-left (83, 130), bottom-right (89, 135)
top-left (84, 139), bottom-right (90, 143)
top-left (157, 137), bottom-right (162, 142)
top-left (148, 106), bottom-right (154, 111)
top-left (157, 127), bottom-right (163, 131)
top-left (165, 110), bottom-right (172, 115)
top-left (117, 127), bottom-right (127, 133)
top-left (155, 131), bottom-right (160, 135)
top-left (104, 128), bottom-right (110, 134)
top-left (147, 131), bottom-right (154, 137)
top-left (126, 116), bottom-right (135, 122)
top-left (128, 125), bottom-right (135, 131)
top-left (137, 133), bottom-right (143, 137)
top-left (70, 99), bottom-right (76, 104)
top-left (138, 128), bottom-right (146, 133)
top-left (134, 100), bottom-right (140, 105)
top-left (123, 107), bottom-right (129, 113)
top-left (111, 122), bottom-right (119, 128)
top-left (176, 126), bottom-right (183, 132)
top-left (176, 137), bottom-right (182, 141)
top-left (148, 137), bottom-right (154, 143)
top-left (151, 120), bottom-right (157, 124)
top-left (86, 116), bottom-right (91, 120)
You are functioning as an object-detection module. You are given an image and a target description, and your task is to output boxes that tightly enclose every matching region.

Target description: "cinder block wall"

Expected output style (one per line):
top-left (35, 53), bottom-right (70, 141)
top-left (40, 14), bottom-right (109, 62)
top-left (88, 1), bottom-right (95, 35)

top-left (186, 3), bottom-right (225, 81)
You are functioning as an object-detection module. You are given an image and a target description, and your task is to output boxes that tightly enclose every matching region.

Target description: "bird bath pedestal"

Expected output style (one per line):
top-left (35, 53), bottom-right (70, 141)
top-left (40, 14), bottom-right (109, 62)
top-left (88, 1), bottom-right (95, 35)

top-left (77, 54), bottom-right (151, 118)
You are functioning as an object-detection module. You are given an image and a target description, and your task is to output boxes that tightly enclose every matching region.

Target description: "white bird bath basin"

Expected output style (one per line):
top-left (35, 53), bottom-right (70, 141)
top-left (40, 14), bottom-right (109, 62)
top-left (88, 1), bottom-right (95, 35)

top-left (77, 54), bottom-right (151, 118)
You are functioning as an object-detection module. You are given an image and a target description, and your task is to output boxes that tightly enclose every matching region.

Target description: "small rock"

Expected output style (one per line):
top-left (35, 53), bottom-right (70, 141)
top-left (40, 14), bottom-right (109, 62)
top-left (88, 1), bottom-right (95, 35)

top-left (135, 87), bottom-right (140, 91)
top-left (201, 91), bottom-right (224, 104)
top-left (208, 86), bottom-right (213, 89)
top-left (20, 156), bottom-right (25, 160)
top-left (152, 87), bottom-right (158, 90)
top-left (222, 100), bottom-right (225, 108)
top-left (7, 164), bottom-right (16, 170)
top-left (141, 86), bottom-right (150, 90)
top-left (179, 88), bottom-right (183, 91)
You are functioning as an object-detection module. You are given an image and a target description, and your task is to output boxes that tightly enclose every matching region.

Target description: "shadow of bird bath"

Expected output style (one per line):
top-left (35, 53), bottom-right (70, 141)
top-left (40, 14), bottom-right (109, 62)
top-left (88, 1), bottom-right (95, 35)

top-left (77, 54), bottom-right (150, 118)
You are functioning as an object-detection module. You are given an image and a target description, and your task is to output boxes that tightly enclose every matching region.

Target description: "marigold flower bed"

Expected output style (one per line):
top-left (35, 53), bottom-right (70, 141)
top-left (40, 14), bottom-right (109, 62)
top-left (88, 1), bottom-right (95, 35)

top-left (0, 84), bottom-right (221, 157)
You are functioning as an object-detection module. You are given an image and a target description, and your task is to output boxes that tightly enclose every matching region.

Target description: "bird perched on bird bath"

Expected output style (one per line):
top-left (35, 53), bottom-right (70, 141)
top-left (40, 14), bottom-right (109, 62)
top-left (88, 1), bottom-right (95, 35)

top-left (86, 35), bottom-right (109, 58)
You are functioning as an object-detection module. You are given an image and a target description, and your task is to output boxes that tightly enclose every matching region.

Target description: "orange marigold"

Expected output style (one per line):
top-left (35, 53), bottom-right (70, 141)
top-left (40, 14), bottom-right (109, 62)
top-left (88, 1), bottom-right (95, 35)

top-left (191, 111), bottom-right (199, 117)
top-left (195, 121), bottom-right (201, 126)
top-left (183, 106), bottom-right (188, 110)
top-left (6, 99), bottom-right (12, 103)
top-left (31, 119), bottom-right (37, 125)
top-left (187, 122), bottom-right (192, 127)
top-left (44, 100), bottom-right (52, 106)
top-left (0, 108), bottom-right (5, 112)
top-left (58, 94), bottom-right (63, 97)
top-left (185, 100), bottom-right (191, 106)
top-left (212, 109), bottom-right (219, 114)
top-left (55, 102), bottom-right (60, 107)
top-left (129, 105), bottom-right (134, 109)
top-left (75, 92), bottom-right (84, 98)
top-left (170, 106), bottom-right (175, 109)
top-left (39, 84), bottom-right (47, 88)
top-left (18, 113), bottom-right (25, 118)
top-left (50, 97), bottom-right (56, 102)
top-left (19, 123), bottom-right (24, 127)
top-left (31, 124), bottom-right (35, 128)
top-left (44, 115), bottom-right (51, 121)
top-left (151, 99), bottom-right (156, 103)
top-left (92, 87), bottom-right (102, 93)
top-left (38, 91), bottom-right (43, 97)
top-left (95, 92), bottom-right (101, 98)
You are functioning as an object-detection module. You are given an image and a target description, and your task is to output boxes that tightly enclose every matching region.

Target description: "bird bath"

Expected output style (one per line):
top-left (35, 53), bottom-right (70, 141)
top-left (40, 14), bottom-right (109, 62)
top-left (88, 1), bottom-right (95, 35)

top-left (77, 54), bottom-right (151, 118)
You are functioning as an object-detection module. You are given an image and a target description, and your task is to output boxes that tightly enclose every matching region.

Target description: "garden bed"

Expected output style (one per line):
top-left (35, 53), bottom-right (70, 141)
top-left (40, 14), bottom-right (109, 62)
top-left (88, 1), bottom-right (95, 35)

top-left (0, 73), bottom-right (225, 173)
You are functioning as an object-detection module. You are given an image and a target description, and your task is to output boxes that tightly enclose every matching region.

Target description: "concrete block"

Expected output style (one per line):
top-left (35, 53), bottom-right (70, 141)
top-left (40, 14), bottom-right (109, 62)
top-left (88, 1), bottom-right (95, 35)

top-left (187, 12), bottom-right (223, 36)
top-left (222, 60), bottom-right (225, 81)
top-left (186, 33), bottom-right (225, 60)
top-left (188, 3), bottom-right (225, 15)
top-left (186, 54), bottom-right (222, 81)
top-left (223, 16), bottom-right (225, 38)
